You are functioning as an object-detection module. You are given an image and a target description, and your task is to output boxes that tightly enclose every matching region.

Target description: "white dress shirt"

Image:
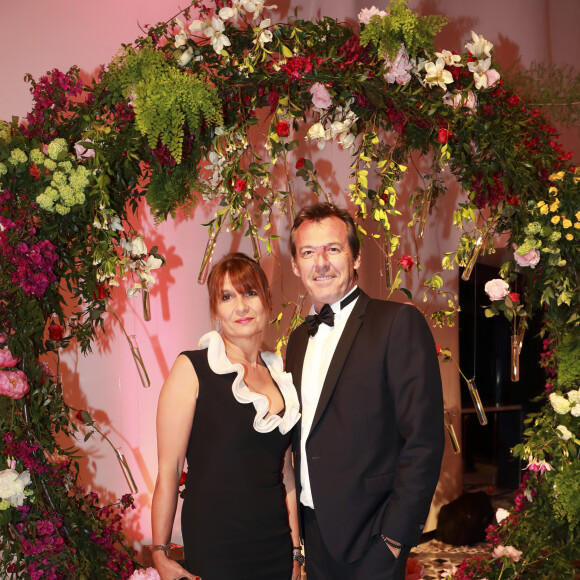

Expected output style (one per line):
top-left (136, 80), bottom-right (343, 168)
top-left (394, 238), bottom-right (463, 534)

top-left (299, 287), bottom-right (359, 508)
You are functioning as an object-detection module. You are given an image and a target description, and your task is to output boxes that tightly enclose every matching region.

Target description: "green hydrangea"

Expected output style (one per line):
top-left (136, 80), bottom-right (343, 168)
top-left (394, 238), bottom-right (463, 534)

top-left (30, 148), bottom-right (45, 165)
top-left (0, 499), bottom-right (11, 511)
top-left (518, 238), bottom-right (542, 254)
top-left (54, 203), bottom-right (71, 215)
top-left (0, 162), bottom-right (7, 177)
top-left (44, 159), bottom-right (57, 171)
top-left (0, 122), bottom-right (9, 140)
top-left (8, 148), bottom-right (28, 165)
top-left (550, 231), bottom-right (562, 242)
top-left (47, 138), bottom-right (68, 160)
top-left (36, 193), bottom-right (55, 211)
top-left (58, 160), bottom-right (73, 172)
top-left (52, 172), bottom-right (68, 186)
top-left (525, 221), bottom-right (542, 235)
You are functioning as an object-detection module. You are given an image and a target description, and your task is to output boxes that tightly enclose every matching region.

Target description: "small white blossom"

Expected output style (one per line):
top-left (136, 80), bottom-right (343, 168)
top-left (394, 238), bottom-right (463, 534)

top-left (204, 17), bottom-right (231, 54)
top-left (556, 425), bottom-right (573, 440)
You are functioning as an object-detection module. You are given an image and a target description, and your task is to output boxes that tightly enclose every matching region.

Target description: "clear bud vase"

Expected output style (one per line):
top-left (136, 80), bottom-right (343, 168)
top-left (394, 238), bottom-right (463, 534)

top-left (115, 447), bottom-right (138, 494)
top-left (510, 334), bottom-right (521, 382)
top-left (444, 411), bottom-right (461, 454)
top-left (128, 335), bottom-right (150, 388)
top-left (142, 288), bottom-right (151, 322)
top-left (461, 233), bottom-right (487, 281)
top-left (417, 187), bottom-right (432, 238)
top-left (467, 377), bottom-right (488, 425)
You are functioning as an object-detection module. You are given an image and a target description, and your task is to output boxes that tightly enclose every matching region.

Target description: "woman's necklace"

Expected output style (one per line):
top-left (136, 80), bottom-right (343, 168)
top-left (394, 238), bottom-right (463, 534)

top-left (228, 352), bottom-right (261, 370)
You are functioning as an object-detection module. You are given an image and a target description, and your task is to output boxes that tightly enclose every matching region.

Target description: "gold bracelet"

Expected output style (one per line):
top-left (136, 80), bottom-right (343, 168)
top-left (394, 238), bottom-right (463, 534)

top-left (150, 543), bottom-right (172, 556)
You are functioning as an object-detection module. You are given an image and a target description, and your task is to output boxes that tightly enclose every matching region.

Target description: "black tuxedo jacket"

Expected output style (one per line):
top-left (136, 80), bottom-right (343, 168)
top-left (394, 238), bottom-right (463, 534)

top-left (286, 291), bottom-right (445, 564)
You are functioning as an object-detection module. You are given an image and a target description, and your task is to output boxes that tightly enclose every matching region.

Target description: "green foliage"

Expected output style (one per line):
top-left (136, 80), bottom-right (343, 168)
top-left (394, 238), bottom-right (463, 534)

top-left (556, 333), bottom-right (580, 390)
top-left (360, 0), bottom-right (448, 60)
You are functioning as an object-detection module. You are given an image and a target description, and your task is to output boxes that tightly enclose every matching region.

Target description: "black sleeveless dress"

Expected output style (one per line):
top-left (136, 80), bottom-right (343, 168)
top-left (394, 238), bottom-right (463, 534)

top-left (180, 346), bottom-right (296, 580)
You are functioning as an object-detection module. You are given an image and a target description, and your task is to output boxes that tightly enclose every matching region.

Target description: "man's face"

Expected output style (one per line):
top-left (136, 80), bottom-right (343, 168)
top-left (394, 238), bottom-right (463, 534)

top-left (291, 216), bottom-right (360, 311)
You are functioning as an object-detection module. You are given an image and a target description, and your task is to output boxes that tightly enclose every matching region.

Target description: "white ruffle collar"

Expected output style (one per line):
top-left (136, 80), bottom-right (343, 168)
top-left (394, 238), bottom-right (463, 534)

top-left (198, 331), bottom-right (300, 435)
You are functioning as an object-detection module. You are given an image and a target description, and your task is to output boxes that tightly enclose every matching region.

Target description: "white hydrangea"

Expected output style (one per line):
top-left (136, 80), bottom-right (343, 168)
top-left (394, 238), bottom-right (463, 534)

top-left (549, 392), bottom-right (571, 415)
top-left (0, 468), bottom-right (32, 507)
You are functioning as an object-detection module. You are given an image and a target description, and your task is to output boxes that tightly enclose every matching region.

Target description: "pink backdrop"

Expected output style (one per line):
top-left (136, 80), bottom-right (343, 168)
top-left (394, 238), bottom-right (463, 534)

top-left (2, 0), bottom-right (578, 548)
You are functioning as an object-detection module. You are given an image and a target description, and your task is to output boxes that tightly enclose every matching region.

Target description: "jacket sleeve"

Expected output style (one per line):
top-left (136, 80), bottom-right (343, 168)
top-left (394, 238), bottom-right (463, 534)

top-left (380, 304), bottom-right (445, 547)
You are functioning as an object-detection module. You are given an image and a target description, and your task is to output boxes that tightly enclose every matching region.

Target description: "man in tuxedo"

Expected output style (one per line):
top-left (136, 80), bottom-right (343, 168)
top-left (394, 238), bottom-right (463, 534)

top-left (286, 202), bottom-right (445, 579)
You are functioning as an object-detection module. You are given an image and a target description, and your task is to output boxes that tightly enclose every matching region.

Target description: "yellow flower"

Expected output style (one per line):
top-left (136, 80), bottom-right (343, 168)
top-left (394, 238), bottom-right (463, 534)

top-left (549, 199), bottom-right (560, 212)
top-left (575, 222), bottom-right (580, 229)
top-left (566, 233), bottom-right (573, 241)
top-left (540, 204), bottom-right (549, 215)
top-left (548, 186), bottom-right (558, 195)
top-left (575, 211), bottom-right (580, 221)
top-left (562, 219), bottom-right (572, 229)
top-left (549, 171), bottom-right (565, 181)
top-left (551, 215), bottom-right (560, 225)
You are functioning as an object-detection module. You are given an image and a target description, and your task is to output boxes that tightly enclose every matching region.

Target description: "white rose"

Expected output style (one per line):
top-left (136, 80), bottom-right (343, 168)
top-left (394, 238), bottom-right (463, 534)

top-left (0, 468), bottom-right (31, 507)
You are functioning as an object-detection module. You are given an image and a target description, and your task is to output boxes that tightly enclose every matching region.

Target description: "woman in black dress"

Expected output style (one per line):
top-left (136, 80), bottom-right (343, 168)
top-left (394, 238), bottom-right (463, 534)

top-left (151, 253), bottom-right (302, 580)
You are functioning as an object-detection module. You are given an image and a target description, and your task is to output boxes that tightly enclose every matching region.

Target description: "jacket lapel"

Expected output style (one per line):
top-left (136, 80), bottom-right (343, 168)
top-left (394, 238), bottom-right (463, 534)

top-left (289, 323), bottom-right (309, 405)
top-left (309, 291), bottom-right (370, 435)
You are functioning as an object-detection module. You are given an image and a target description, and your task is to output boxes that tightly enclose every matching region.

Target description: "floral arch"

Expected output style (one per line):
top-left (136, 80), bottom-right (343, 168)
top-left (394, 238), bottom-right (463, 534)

top-left (0, 0), bottom-right (578, 578)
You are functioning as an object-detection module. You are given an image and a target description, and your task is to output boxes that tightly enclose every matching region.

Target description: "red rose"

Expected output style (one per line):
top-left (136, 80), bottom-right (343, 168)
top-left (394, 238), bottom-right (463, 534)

top-left (275, 121), bottom-right (290, 137)
top-left (437, 128), bottom-right (451, 144)
top-left (398, 254), bottom-right (415, 272)
top-left (296, 158), bottom-right (305, 169)
top-left (435, 344), bottom-right (442, 355)
top-left (234, 178), bottom-right (246, 193)
top-left (76, 410), bottom-right (86, 422)
top-left (48, 323), bottom-right (64, 341)
top-left (508, 292), bottom-right (520, 302)
top-left (93, 284), bottom-right (107, 300)
top-left (179, 471), bottom-right (187, 486)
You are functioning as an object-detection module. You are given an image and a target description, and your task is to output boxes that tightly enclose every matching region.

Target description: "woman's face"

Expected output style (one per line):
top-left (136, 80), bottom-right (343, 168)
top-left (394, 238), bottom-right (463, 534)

top-left (215, 273), bottom-right (268, 342)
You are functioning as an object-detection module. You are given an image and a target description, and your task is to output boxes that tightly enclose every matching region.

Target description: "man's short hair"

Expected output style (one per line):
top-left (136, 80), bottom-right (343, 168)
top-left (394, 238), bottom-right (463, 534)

top-left (289, 202), bottom-right (360, 260)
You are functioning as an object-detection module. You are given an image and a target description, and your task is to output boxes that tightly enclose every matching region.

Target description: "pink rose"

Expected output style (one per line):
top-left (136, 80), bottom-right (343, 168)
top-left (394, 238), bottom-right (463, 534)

top-left (485, 69), bottom-right (501, 88)
top-left (0, 333), bottom-right (7, 345)
top-left (0, 348), bottom-right (19, 368)
top-left (492, 544), bottom-right (522, 562)
top-left (128, 568), bottom-right (161, 580)
top-left (358, 6), bottom-right (388, 24)
top-left (484, 279), bottom-right (509, 301)
top-left (309, 83), bottom-right (332, 109)
top-left (514, 247), bottom-right (540, 268)
top-left (0, 369), bottom-right (30, 400)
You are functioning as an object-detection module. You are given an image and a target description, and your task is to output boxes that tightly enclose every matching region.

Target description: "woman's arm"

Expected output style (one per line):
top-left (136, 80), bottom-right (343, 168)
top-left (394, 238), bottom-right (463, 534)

top-left (282, 446), bottom-right (302, 580)
top-left (151, 354), bottom-right (199, 580)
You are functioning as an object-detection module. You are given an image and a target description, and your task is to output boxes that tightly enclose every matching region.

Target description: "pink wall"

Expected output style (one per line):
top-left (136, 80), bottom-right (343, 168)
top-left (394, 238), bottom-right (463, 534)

top-left (2, 0), bottom-right (578, 548)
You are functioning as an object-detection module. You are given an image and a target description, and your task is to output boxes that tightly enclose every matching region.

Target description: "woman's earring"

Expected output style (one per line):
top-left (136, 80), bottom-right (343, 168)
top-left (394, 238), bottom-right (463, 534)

top-left (215, 318), bottom-right (222, 333)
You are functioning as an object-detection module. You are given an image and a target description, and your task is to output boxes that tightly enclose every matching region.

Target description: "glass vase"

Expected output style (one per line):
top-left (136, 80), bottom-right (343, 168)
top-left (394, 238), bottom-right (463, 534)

top-left (115, 447), bottom-right (138, 494)
top-left (510, 334), bottom-right (521, 382)
top-left (142, 288), bottom-right (151, 322)
top-left (461, 233), bottom-right (487, 281)
top-left (417, 187), bottom-right (432, 238)
top-left (467, 377), bottom-right (488, 425)
top-left (128, 335), bottom-right (150, 388)
top-left (444, 411), bottom-right (461, 454)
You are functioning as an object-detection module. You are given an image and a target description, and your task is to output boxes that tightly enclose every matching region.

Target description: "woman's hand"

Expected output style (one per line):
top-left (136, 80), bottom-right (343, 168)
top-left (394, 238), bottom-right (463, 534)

top-left (152, 552), bottom-right (200, 580)
top-left (291, 560), bottom-right (302, 580)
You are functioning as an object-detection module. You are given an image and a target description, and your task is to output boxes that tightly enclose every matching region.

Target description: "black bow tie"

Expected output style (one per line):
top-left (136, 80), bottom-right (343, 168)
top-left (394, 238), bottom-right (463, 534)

top-left (305, 303), bottom-right (334, 337)
top-left (305, 288), bottom-right (361, 337)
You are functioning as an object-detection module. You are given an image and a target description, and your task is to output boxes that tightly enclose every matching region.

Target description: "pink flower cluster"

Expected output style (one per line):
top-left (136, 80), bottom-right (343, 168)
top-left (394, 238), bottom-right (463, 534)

top-left (0, 190), bottom-right (59, 298)
top-left (23, 68), bottom-right (84, 140)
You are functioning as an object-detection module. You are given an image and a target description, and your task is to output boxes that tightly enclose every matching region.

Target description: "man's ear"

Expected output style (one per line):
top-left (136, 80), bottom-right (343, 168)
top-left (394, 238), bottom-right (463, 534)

top-left (291, 258), bottom-right (300, 277)
top-left (354, 252), bottom-right (361, 270)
